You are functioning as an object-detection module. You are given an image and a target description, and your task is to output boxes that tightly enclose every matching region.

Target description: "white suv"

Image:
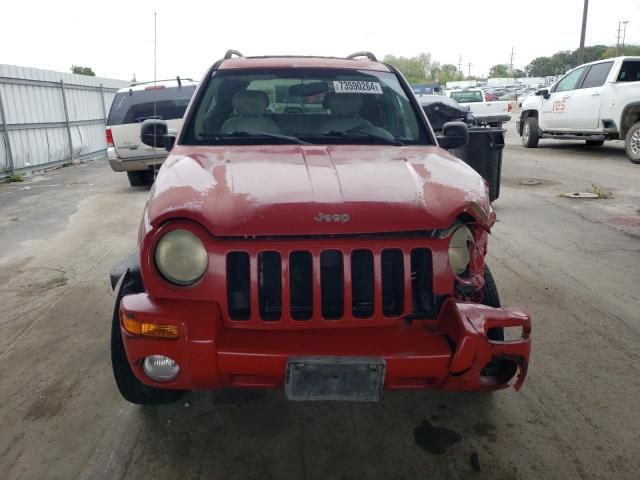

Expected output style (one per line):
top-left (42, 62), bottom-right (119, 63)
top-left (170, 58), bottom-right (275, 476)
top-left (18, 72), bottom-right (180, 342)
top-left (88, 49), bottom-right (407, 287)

top-left (106, 78), bottom-right (197, 186)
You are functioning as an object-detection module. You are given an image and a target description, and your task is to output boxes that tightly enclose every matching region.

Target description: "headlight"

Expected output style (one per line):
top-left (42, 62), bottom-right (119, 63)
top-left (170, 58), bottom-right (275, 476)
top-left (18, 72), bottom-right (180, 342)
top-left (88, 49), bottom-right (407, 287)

top-left (448, 225), bottom-right (474, 276)
top-left (154, 229), bottom-right (208, 285)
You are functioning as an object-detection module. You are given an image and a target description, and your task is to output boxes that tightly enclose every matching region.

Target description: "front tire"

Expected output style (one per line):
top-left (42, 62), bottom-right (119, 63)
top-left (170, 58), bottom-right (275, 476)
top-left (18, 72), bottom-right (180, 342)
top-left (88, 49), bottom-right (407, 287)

top-left (625, 121), bottom-right (640, 164)
top-left (481, 265), bottom-right (503, 341)
top-left (521, 117), bottom-right (540, 148)
top-left (111, 274), bottom-right (184, 405)
top-left (479, 264), bottom-right (518, 385)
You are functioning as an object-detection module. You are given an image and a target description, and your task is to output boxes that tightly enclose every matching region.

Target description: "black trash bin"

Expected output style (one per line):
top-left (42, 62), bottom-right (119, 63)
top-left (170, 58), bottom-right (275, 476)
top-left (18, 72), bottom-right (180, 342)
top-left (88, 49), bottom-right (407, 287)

top-left (419, 96), bottom-right (505, 203)
top-left (450, 127), bottom-right (505, 202)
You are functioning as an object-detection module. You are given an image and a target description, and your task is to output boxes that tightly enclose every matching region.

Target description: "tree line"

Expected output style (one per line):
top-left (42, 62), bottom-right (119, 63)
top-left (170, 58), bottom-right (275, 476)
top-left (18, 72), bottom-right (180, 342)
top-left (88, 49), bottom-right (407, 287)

top-left (524, 44), bottom-right (640, 77)
top-left (71, 65), bottom-right (96, 76)
top-left (384, 44), bottom-right (640, 83)
top-left (382, 53), bottom-right (467, 84)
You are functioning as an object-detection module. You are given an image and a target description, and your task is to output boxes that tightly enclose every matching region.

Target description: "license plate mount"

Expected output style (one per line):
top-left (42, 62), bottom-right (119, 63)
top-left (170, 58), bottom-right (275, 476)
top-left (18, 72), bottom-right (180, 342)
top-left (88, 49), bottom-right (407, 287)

top-left (285, 357), bottom-right (386, 402)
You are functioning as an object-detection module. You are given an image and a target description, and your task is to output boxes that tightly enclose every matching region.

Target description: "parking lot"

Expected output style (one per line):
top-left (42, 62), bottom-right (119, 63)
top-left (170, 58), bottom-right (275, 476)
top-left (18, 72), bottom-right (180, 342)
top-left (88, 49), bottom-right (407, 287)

top-left (1, 119), bottom-right (639, 480)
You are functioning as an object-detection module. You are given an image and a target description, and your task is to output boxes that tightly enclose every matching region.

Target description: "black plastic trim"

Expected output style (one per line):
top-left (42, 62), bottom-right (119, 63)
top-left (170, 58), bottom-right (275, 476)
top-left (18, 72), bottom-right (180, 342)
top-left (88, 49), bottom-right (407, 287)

top-left (384, 63), bottom-right (438, 146)
top-left (224, 49), bottom-right (244, 59)
top-left (576, 61), bottom-right (614, 90)
top-left (109, 252), bottom-right (141, 291)
top-left (346, 51), bottom-right (378, 61)
top-left (177, 59), bottom-right (226, 146)
top-left (620, 102), bottom-right (640, 137)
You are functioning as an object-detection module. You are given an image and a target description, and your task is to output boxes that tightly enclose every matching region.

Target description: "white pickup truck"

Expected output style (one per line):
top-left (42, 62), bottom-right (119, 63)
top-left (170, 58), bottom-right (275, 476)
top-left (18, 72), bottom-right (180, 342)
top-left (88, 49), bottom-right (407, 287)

top-left (518, 56), bottom-right (640, 164)
top-left (445, 88), bottom-right (512, 126)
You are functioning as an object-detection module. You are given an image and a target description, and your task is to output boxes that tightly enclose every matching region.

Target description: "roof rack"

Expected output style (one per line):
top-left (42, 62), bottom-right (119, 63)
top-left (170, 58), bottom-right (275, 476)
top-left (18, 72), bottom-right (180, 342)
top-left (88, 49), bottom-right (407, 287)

top-left (129, 77), bottom-right (194, 87)
top-left (224, 49), bottom-right (244, 59)
top-left (346, 51), bottom-right (378, 61)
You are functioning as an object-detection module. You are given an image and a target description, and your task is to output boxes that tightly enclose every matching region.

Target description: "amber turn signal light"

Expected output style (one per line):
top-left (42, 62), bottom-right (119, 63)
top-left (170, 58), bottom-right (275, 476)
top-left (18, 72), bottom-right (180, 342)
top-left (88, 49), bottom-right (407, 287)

top-left (122, 313), bottom-right (179, 339)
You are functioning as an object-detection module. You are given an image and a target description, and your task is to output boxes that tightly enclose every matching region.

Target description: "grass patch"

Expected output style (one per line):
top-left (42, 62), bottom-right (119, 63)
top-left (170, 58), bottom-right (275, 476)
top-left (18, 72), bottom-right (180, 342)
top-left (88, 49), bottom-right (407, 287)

top-left (588, 183), bottom-right (613, 199)
top-left (45, 275), bottom-right (68, 289)
top-left (6, 173), bottom-right (25, 183)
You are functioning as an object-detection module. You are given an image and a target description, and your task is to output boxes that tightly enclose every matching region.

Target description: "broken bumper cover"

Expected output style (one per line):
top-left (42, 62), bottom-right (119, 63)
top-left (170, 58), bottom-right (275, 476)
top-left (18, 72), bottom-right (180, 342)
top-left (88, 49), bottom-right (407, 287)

top-left (119, 295), bottom-right (530, 393)
top-left (436, 300), bottom-right (531, 391)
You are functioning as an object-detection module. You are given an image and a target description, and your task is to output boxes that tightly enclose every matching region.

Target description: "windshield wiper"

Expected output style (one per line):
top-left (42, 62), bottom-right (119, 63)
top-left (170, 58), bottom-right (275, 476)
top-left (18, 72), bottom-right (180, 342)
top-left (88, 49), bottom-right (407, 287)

top-left (321, 129), bottom-right (404, 146)
top-left (201, 130), bottom-right (311, 145)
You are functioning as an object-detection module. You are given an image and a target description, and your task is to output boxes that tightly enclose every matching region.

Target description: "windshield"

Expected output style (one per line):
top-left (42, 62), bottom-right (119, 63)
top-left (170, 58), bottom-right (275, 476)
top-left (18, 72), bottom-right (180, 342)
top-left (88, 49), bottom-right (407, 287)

top-left (449, 91), bottom-right (484, 103)
top-left (182, 68), bottom-right (431, 145)
top-left (107, 85), bottom-right (196, 126)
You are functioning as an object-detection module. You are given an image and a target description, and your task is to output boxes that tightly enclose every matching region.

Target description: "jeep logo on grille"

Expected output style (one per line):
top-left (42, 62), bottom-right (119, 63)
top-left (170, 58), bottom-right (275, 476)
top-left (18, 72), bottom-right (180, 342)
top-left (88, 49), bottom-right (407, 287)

top-left (314, 212), bottom-right (351, 223)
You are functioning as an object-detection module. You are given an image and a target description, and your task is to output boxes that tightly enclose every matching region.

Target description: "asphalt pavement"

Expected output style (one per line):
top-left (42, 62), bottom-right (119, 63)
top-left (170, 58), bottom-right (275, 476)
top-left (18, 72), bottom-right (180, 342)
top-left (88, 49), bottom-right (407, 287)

top-left (1, 122), bottom-right (639, 480)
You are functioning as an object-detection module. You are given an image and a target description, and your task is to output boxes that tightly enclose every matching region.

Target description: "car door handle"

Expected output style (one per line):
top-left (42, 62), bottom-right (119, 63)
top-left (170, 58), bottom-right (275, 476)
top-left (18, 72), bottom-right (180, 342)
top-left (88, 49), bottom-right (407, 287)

top-left (562, 96), bottom-right (570, 100)
top-left (592, 92), bottom-right (601, 96)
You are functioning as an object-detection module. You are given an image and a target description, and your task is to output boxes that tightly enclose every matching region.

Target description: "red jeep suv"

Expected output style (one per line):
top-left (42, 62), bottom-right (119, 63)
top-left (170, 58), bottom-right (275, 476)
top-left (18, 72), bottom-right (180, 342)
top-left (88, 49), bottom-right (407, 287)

top-left (109, 51), bottom-right (531, 404)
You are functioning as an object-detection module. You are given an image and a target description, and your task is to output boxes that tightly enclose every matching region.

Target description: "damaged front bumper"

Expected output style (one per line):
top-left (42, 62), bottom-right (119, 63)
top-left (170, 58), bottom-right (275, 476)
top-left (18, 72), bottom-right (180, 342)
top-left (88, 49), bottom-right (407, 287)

top-left (436, 300), bottom-right (531, 391)
top-left (118, 295), bottom-right (531, 394)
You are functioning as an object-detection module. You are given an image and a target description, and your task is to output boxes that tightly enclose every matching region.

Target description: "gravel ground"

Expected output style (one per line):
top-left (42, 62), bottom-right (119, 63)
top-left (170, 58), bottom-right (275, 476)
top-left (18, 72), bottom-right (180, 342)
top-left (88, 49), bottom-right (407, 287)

top-left (1, 121), bottom-right (639, 480)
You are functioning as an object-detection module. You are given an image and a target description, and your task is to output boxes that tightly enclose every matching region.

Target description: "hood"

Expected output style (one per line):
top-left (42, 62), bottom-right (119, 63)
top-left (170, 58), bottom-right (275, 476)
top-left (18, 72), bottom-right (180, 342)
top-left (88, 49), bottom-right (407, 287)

top-left (521, 94), bottom-right (541, 109)
top-left (146, 145), bottom-right (492, 236)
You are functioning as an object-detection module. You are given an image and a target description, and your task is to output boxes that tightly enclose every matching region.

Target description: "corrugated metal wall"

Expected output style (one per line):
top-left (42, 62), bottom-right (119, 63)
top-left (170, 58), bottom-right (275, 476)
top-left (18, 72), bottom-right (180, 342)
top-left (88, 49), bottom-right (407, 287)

top-left (0, 65), bottom-right (128, 177)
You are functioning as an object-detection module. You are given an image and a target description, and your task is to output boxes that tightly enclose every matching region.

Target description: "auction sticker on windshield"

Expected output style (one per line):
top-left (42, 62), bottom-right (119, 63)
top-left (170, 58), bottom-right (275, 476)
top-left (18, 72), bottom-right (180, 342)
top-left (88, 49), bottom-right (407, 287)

top-left (333, 81), bottom-right (383, 94)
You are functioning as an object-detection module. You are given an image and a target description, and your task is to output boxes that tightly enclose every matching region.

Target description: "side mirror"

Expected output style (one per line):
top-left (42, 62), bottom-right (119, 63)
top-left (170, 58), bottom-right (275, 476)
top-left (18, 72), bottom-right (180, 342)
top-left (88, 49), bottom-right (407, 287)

top-left (438, 121), bottom-right (469, 150)
top-left (140, 119), bottom-right (175, 151)
top-left (535, 88), bottom-right (550, 99)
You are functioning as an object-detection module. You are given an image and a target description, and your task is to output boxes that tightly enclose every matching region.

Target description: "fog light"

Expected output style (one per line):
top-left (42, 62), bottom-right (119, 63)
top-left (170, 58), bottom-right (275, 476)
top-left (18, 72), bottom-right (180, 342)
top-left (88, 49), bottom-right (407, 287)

top-left (143, 355), bottom-right (180, 382)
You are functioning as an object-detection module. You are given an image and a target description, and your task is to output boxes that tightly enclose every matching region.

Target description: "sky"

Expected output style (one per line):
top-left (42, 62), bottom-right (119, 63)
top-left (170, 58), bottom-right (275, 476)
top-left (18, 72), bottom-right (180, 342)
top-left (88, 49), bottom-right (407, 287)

top-left (2, 0), bottom-right (639, 82)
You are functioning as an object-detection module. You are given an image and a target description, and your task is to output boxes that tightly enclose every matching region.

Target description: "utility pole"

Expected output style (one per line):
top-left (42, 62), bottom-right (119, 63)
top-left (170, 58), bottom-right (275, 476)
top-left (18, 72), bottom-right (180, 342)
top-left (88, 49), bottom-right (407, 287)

top-left (621, 20), bottom-right (629, 54)
top-left (509, 47), bottom-right (515, 84)
top-left (458, 55), bottom-right (462, 74)
top-left (154, 12), bottom-right (157, 85)
top-left (509, 47), bottom-right (514, 74)
top-left (153, 12), bottom-right (157, 120)
top-left (616, 20), bottom-right (622, 56)
top-left (577, 0), bottom-right (589, 65)
top-left (467, 62), bottom-right (472, 79)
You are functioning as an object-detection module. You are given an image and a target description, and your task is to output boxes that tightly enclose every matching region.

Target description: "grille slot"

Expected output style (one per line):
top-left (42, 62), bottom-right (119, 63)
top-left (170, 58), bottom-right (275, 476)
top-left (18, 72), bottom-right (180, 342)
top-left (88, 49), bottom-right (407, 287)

top-left (258, 251), bottom-right (282, 321)
top-left (381, 249), bottom-right (404, 317)
top-left (290, 251), bottom-right (313, 320)
top-left (227, 252), bottom-right (250, 320)
top-left (351, 250), bottom-right (374, 318)
top-left (225, 246), bottom-right (434, 323)
top-left (410, 248), bottom-right (435, 319)
top-left (320, 250), bottom-right (344, 319)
